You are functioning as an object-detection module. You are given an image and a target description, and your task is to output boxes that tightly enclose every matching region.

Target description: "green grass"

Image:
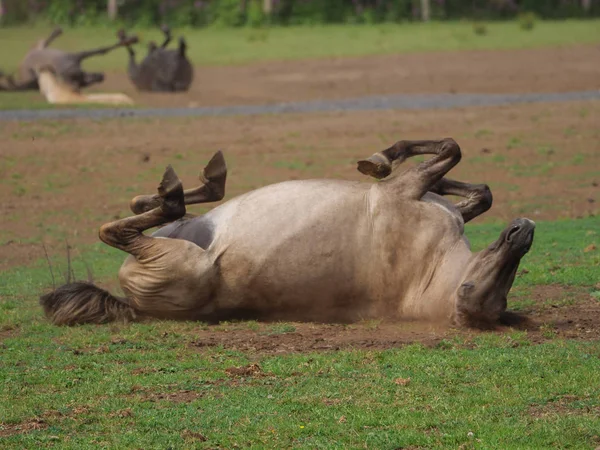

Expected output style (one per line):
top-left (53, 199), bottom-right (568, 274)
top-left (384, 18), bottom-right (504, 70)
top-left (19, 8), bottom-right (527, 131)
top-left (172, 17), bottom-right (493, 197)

top-left (1, 216), bottom-right (599, 448)
top-left (1, 20), bottom-right (599, 72)
top-left (1, 335), bottom-right (599, 448)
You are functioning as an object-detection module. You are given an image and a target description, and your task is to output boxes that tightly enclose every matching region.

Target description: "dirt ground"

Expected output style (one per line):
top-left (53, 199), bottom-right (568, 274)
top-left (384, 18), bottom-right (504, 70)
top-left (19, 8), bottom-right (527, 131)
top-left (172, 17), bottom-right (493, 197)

top-left (185, 286), bottom-right (600, 356)
top-left (1, 99), bottom-right (598, 270)
top-left (93, 45), bottom-right (600, 108)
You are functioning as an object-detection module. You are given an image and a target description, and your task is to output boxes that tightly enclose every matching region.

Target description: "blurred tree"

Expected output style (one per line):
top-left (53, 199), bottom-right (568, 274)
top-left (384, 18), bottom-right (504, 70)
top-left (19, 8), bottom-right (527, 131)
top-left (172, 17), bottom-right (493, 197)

top-left (421, 0), bottom-right (430, 20)
top-left (582, 0), bottom-right (591, 12)
top-left (108, 0), bottom-right (118, 20)
top-left (264, 0), bottom-right (273, 14)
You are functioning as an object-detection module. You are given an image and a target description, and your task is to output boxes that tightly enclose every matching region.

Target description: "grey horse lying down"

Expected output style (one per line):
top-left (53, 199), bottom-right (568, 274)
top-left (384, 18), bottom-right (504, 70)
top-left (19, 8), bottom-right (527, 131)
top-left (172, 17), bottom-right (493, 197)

top-left (0, 28), bottom-right (137, 92)
top-left (40, 138), bottom-right (534, 328)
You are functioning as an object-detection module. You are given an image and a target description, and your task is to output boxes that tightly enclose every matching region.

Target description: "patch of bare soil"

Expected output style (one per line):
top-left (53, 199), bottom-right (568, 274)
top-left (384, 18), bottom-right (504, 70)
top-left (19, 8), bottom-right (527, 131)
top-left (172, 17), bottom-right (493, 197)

top-left (94, 45), bottom-right (600, 108)
top-left (528, 394), bottom-right (600, 419)
top-left (0, 325), bottom-right (19, 342)
top-left (143, 390), bottom-right (204, 403)
top-left (0, 407), bottom-right (90, 438)
top-left (522, 285), bottom-right (600, 342)
top-left (0, 418), bottom-right (47, 438)
top-left (186, 286), bottom-right (600, 356)
top-left (1, 100), bottom-right (598, 270)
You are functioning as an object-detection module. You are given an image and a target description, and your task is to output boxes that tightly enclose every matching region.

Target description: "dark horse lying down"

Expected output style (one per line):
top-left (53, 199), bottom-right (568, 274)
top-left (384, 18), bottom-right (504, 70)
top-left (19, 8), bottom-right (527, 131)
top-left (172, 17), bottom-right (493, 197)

top-left (41, 139), bottom-right (534, 328)
top-left (118, 26), bottom-right (193, 92)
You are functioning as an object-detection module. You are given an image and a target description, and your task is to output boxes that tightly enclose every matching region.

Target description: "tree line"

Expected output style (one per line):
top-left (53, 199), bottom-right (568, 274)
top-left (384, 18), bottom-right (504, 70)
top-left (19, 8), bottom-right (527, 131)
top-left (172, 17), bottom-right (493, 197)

top-left (0, 0), bottom-right (597, 27)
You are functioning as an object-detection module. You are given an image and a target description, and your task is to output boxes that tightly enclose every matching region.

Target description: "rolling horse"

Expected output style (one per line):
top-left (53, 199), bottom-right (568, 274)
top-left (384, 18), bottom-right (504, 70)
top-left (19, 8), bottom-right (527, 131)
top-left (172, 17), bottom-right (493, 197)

top-left (118, 25), bottom-right (193, 92)
top-left (0, 27), bottom-right (137, 92)
top-left (40, 138), bottom-right (534, 328)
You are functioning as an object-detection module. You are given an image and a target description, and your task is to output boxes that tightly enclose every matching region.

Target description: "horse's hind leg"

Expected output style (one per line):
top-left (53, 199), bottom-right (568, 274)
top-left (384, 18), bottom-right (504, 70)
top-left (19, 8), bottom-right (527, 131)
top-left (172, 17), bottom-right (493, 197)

top-left (178, 37), bottom-right (188, 57)
top-left (72, 35), bottom-right (138, 63)
top-left (100, 166), bottom-right (213, 319)
top-left (37, 27), bottom-right (63, 49)
top-left (0, 74), bottom-right (38, 91)
top-left (160, 25), bottom-right (173, 49)
top-left (100, 165), bottom-right (186, 255)
top-left (130, 151), bottom-right (227, 215)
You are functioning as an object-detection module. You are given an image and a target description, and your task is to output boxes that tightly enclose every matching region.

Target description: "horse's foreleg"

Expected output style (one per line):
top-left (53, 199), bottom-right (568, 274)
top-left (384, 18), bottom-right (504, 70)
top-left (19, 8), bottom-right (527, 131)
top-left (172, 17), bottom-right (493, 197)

top-left (359, 139), bottom-right (462, 200)
top-left (130, 151), bottom-right (227, 215)
top-left (429, 178), bottom-right (492, 223)
top-left (79, 72), bottom-right (105, 88)
top-left (0, 73), bottom-right (38, 91)
top-left (358, 141), bottom-right (492, 221)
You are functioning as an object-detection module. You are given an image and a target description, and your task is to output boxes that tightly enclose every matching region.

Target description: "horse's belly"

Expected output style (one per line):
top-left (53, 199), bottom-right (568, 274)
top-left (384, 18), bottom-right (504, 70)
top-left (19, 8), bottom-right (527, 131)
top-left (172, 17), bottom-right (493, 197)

top-left (206, 183), bottom-right (375, 320)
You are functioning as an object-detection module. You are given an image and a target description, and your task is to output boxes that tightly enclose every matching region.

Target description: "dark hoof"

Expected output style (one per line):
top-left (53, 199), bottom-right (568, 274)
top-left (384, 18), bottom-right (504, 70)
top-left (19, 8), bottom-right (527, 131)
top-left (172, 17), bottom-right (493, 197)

top-left (203, 150), bottom-right (227, 181)
top-left (200, 151), bottom-right (227, 201)
top-left (158, 165), bottom-right (182, 196)
top-left (357, 153), bottom-right (392, 179)
top-left (158, 166), bottom-right (185, 219)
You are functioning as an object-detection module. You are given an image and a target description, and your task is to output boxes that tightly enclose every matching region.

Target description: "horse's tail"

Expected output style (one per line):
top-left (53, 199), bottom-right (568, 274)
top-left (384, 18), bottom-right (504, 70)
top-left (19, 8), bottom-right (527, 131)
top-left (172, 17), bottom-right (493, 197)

top-left (40, 282), bottom-right (138, 326)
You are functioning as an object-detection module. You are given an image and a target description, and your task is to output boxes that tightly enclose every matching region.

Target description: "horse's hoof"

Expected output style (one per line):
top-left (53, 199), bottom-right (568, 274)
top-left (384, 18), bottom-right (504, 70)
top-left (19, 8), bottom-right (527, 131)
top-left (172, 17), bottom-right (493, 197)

top-left (203, 150), bottom-right (227, 181)
top-left (158, 166), bottom-right (185, 219)
top-left (357, 153), bottom-right (392, 179)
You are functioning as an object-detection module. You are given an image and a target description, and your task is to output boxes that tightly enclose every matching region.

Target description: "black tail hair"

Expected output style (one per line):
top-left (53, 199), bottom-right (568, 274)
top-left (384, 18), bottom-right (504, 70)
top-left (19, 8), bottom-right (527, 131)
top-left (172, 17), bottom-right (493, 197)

top-left (40, 282), bottom-right (138, 326)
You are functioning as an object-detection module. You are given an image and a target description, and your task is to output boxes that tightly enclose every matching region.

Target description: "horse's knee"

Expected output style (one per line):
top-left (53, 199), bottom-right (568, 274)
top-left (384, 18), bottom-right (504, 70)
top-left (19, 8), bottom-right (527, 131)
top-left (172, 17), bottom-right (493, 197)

top-left (440, 138), bottom-right (462, 165)
top-left (477, 184), bottom-right (493, 212)
top-left (99, 222), bottom-right (118, 247)
top-left (99, 221), bottom-right (136, 248)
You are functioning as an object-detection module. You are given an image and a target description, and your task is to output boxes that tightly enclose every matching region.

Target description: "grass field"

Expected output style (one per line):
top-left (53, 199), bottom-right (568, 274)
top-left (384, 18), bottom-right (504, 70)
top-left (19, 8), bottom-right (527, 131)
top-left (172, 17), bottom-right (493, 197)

top-left (1, 20), bottom-right (599, 71)
top-left (1, 217), bottom-right (599, 448)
